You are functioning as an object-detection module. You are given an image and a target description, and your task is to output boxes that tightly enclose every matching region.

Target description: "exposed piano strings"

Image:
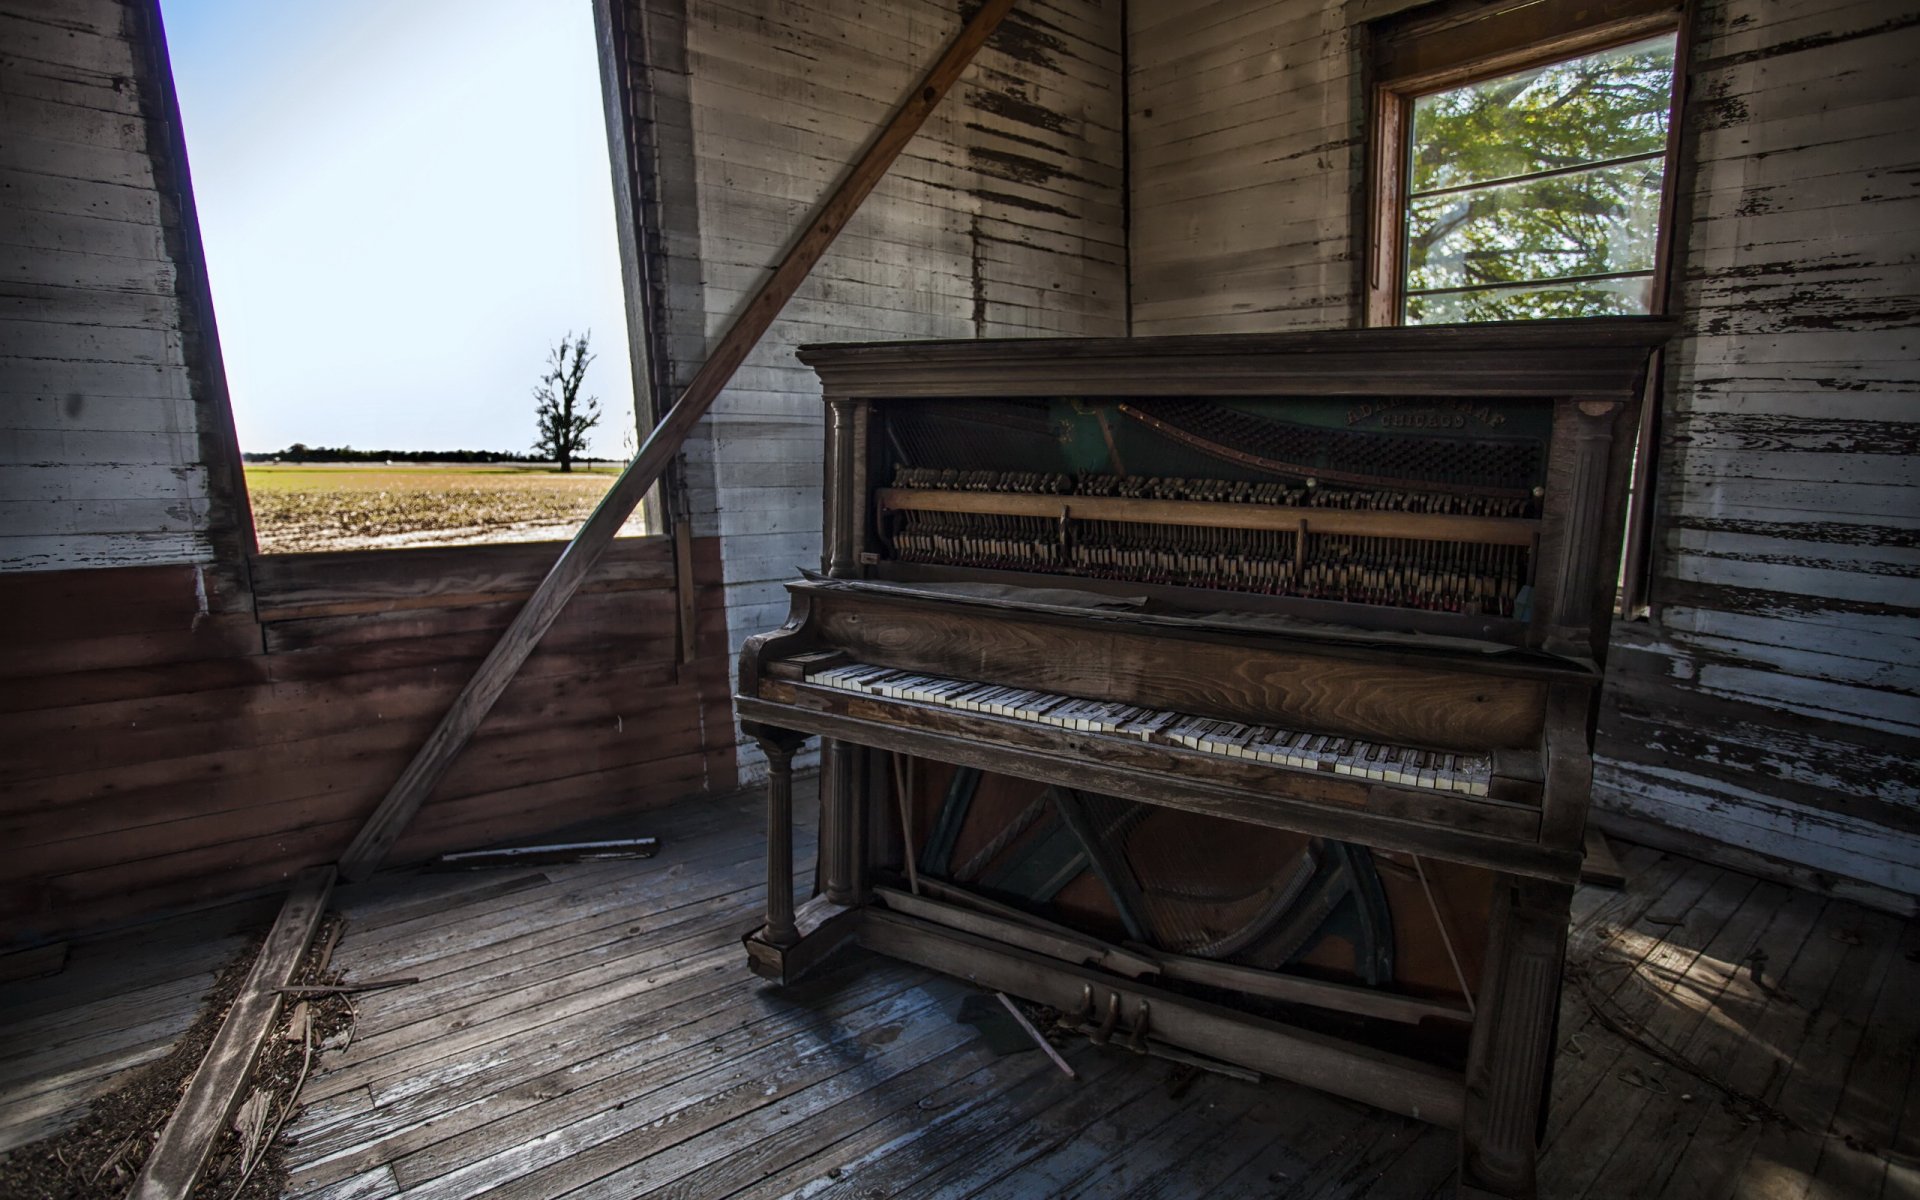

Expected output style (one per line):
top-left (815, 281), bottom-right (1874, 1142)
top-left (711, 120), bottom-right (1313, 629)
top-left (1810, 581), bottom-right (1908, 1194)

top-left (812, 662), bottom-right (1495, 796)
top-left (882, 469), bottom-right (1537, 615)
top-left (891, 468), bottom-right (1539, 517)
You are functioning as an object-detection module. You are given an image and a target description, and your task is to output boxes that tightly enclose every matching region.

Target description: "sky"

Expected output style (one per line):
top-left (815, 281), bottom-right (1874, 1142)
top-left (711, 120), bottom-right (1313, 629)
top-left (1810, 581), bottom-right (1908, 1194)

top-left (162, 0), bottom-right (638, 457)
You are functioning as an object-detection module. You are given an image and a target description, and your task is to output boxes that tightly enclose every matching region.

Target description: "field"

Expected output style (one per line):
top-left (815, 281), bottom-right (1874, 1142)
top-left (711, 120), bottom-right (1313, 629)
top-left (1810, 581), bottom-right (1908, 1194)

top-left (245, 463), bottom-right (646, 553)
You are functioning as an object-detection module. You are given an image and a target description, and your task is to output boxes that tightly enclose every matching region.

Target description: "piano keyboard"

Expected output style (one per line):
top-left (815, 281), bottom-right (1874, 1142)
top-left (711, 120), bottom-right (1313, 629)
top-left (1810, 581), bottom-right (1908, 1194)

top-left (808, 663), bottom-right (1493, 797)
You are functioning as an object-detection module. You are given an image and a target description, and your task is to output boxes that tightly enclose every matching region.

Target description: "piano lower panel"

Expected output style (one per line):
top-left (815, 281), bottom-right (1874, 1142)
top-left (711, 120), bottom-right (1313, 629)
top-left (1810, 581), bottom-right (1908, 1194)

top-left (860, 907), bottom-right (1466, 1127)
top-left (738, 690), bottom-right (1577, 882)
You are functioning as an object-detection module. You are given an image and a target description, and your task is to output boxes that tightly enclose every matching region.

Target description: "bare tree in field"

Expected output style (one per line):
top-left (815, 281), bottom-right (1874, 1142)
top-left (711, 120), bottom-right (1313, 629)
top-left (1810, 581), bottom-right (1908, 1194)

top-left (533, 331), bottom-right (601, 472)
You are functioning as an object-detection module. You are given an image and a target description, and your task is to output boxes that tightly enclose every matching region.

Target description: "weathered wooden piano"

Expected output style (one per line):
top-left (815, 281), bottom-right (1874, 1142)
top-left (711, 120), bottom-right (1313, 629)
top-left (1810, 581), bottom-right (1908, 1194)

top-left (734, 319), bottom-right (1671, 1197)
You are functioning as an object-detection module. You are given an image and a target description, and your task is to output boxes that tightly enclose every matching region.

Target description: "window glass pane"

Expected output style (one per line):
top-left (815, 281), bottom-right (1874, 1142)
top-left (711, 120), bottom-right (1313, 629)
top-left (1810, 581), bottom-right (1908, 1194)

top-left (1409, 35), bottom-right (1676, 195)
top-left (1406, 275), bottom-right (1654, 325)
top-left (1406, 158), bottom-right (1666, 295)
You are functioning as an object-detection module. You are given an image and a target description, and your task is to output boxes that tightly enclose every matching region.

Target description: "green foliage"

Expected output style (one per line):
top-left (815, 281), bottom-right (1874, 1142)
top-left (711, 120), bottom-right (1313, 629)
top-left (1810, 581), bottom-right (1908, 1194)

top-left (532, 330), bottom-right (602, 472)
top-left (1403, 35), bottom-right (1676, 324)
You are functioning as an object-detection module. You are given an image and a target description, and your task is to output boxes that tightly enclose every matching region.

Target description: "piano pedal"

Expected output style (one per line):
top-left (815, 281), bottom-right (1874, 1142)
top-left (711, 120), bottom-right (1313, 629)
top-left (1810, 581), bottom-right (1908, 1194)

top-left (1089, 990), bottom-right (1121, 1046)
top-left (1059, 986), bottom-right (1151, 1055)
top-left (1122, 999), bottom-right (1151, 1055)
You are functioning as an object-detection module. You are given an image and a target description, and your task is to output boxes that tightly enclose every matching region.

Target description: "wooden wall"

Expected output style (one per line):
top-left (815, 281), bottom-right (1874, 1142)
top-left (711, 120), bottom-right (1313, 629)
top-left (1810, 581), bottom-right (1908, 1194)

top-left (0, 538), bottom-right (737, 946)
top-left (0, 0), bottom-right (741, 947)
top-left (1125, 0), bottom-right (1918, 908)
top-left (0, 0), bottom-right (252, 576)
top-left (1592, 0), bottom-right (1920, 905)
top-left (611, 0), bottom-right (1128, 774)
top-left (1127, 0), bottom-right (1361, 335)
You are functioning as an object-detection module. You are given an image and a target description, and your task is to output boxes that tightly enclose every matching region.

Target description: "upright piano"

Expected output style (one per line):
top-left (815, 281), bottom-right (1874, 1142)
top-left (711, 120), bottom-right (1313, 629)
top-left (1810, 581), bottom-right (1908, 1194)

top-left (734, 319), bottom-right (1671, 1198)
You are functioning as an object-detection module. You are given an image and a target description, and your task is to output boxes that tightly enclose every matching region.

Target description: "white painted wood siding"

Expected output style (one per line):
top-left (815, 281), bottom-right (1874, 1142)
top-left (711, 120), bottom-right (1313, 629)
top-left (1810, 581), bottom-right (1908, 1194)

top-left (1594, 0), bottom-right (1920, 904)
top-left (623, 0), bottom-right (1126, 773)
top-left (1123, 0), bottom-right (1918, 904)
top-left (0, 0), bottom-right (240, 571)
top-left (1127, 0), bottom-right (1361, 335)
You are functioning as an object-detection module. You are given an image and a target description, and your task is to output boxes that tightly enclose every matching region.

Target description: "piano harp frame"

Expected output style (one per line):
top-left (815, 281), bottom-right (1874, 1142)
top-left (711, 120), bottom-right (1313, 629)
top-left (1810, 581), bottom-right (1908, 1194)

top-left (737, 320), bottom-right (1671, 1200)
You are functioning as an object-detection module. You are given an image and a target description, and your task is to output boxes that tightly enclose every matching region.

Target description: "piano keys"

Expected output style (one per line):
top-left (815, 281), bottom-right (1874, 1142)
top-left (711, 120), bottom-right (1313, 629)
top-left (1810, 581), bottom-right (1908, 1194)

top-left (809, 662), bottom-right (1496, 795)
top-left (735, 320), bottom-right (1671, 1199)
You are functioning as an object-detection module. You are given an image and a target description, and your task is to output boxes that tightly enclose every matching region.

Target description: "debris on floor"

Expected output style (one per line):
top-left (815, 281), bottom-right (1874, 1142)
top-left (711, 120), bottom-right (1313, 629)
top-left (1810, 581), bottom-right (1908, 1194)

top-left (0, 916), bottom-right (355, 1200)
top-left (430, 837), bottom-right (660, 870)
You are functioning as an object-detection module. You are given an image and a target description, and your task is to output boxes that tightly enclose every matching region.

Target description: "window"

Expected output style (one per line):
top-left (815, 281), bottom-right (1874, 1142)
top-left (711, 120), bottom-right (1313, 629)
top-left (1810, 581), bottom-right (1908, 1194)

top-left (1368, 2), bottom-right (1682, 326)
top-left (162, 0), bottom-right (653, 554)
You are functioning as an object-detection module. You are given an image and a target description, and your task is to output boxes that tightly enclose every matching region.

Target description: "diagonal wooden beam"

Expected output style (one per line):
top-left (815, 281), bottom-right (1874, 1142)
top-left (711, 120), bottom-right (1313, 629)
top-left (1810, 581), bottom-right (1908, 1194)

top-left (129, 867), bottom-right (334, 1199)
top-left (338, 0), bottom-right (1018, 882)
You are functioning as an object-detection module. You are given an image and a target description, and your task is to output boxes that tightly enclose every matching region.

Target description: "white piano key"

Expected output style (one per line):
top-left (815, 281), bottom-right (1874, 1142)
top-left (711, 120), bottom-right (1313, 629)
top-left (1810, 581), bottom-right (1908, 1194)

top-left (1328, 738), bottom-right (1359, 775)
top-left (879, 672), bottom-right (928, 699)
top-left (904, 675), bottom-right (951, 702)
top-left (1209, 719), bottom-right (1248, 749)
top-left (1155, 716), bottom-right (1207, 747)
top-left (825, 664), bottom-right (887, 690)
top-left (1242, 726), bottom-right (1288, 764)
top-left (1177, 718), bottom-right (1222, 749)
top-left (1074, 700), bottom-right (1114, 730)
top-left (1120, 709), bottom-right (1178, 740)
top-left (1039, 698), bottom-right (1082, 727)
top-left (810, 664), bottom-right (859, 688)
top-left (1363, 745), bottom-right (1389, 781)
top-left (921, 678), bottom-right (974, 705)
top-left (1381, 748), bottom-right (1413, 786)
top-left (993, 688), bottom-right (1032, 717)
top-left (1012, 691), bottom-right (1068, 722)
top-left (1253, 728), bottom-right (1297, 767)
top-left (967, 683), bottom-right (1013, 710)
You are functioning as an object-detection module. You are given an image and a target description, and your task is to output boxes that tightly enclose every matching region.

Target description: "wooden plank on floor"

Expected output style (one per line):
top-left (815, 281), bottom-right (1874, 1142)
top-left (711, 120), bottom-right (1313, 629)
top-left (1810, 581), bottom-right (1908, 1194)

top-left (746, 1044), bottom-right (1126, 1200)
top-left (341, 833), bottom-right (772, 977)
top-left (336, 872), bottom-right (553, 936)
top-left (704, 1044), bottom-right (1063, 1200)
top-left (130, 864), bottom-right (333, 1200)
top-left (389, 982), bottom-right (958, 1199)
top-left (1572, 881), bottom-right (1810, 1198)
top-left (1715, 903), bottom-right (1906, 1199)
top-left (286, 957), bottom-right (930, 1195)
top-left (1884, 1042), bottom-right (1920, 1200)
top-left (301, 845), bottom-right (815, 1101)
top-left (1806, 913), bottom-right (1920, 1199)
top-left (868, 1043), bottom-right (1148, 1200)
top-left (620, 1032), bottom-right (1023, 1200)
top-left (1546, 870), bottom-right (1776, 1193)
top-left (1544, 861), bottom-right (1750, 1146)
top-left (297, 906), bottom-right (776, 1111)
top-left (1656, 889), bottom-right (1854, 1200)
top-left (554, 985), bottom-right (993, 1198)
top-left (329, 847), bottom-right (773, 1032)
top-left (1050, 1074), bottom-right (1265, 1199)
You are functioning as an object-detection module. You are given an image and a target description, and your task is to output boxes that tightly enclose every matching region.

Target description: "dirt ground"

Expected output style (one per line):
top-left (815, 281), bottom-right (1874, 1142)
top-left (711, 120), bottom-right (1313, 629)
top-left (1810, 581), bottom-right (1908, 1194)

top-left (0, 919), bottom-right (354, 1200)
top-left (246, 463), bottom-right (647, 553)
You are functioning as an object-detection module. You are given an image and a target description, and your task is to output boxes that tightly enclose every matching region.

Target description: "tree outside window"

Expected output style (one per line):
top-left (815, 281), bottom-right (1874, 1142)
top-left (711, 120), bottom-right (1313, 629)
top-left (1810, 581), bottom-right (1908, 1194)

top-left (1372, 29), bottom-right (1680, 326)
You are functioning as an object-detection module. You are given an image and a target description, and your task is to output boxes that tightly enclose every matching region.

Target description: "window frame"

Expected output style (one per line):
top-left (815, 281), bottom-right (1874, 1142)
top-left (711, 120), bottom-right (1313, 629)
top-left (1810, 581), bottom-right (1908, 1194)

top-left (1364, 2), bottom-right (1685, 329)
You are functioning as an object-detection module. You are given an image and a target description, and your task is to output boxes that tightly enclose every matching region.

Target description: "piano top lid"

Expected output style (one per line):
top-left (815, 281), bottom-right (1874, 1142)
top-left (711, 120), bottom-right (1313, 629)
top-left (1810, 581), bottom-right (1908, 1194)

top-left (788, 574), bottom-right (1603, 683)
top-left (794, 317), bottom-right (1676, 400)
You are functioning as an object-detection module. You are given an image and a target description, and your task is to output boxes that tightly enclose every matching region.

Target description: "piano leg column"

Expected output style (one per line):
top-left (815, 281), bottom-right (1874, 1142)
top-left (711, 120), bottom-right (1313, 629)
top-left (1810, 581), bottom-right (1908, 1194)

top-left (756, 733), bottom-right (807, 948)
top-left (1459, 875), bottom-right (1573, 1199)
top-left (822, 739), bottom-right (854, 904)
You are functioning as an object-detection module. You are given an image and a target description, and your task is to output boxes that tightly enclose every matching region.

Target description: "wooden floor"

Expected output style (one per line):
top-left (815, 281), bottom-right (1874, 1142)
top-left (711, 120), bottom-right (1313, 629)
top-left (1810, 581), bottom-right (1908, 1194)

top-left (0, 893), bottom-right (272, 1151)
top-left (3, 786), bottom-right (1915, 1197)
